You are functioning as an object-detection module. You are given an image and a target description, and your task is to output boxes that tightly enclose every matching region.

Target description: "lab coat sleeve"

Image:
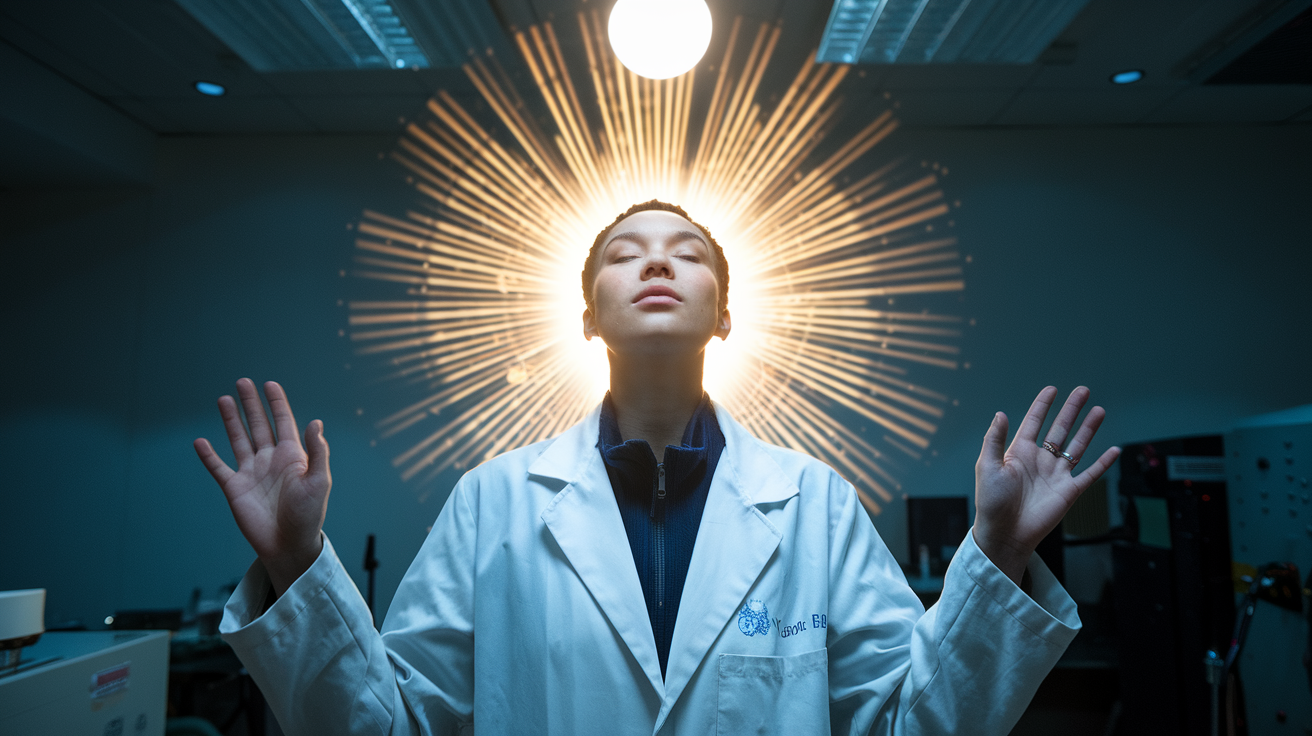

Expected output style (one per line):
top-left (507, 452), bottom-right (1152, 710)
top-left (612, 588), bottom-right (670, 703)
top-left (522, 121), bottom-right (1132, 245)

top-left (220, 479), bottom-right (478, 736)
top-left (824, 479), bottom-right (1080, 736)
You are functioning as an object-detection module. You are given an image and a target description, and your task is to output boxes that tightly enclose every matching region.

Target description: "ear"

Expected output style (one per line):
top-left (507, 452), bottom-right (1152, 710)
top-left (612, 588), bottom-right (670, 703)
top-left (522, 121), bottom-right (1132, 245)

top-left (714, 308), bottom-right (732, 340)
top-left (582, 307), bottom-right (599, 341)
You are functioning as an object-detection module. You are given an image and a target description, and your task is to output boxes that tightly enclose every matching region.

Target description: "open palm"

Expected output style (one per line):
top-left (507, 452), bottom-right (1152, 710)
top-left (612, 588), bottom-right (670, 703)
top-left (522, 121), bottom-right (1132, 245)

top-left (194, 378), bottom-right (330, 594)
top-left (973, 386), bottom-right (1120, 585)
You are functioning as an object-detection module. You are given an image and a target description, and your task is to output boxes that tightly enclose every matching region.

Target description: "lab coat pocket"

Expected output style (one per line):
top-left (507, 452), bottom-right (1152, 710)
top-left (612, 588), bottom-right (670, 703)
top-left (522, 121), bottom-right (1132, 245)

top-left (716, 648), bottom-right (828, 735)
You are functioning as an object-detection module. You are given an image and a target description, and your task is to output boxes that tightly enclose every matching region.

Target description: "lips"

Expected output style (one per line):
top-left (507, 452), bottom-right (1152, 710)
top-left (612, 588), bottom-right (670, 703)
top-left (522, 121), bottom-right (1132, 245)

top-left (632, 285), bottom-right (681, 305)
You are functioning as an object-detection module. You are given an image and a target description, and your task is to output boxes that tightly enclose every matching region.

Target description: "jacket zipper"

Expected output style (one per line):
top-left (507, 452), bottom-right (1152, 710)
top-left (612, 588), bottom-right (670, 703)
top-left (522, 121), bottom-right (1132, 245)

top-left (654, 462), bottom-right (667, 629)
top-left (649, 462), bottom-right (666, 516)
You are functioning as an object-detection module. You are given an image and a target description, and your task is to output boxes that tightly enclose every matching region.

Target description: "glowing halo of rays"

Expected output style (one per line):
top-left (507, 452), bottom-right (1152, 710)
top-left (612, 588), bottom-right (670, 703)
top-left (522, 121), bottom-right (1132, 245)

top-left (348, 12), bottom-right (965, 512)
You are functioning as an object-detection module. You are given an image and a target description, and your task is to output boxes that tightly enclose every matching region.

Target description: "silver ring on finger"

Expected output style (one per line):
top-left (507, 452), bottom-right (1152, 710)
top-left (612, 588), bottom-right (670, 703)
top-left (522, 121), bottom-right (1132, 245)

top-left (1059, 450), bottom-right (1077, 465)
top-left (1042, 441), bottom-right (1062, 457)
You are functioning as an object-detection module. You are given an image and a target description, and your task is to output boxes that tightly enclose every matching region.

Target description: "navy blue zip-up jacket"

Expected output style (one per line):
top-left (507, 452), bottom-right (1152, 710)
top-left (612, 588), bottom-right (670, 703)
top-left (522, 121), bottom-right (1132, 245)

top-left (597, 392), bottom-right (726, 679)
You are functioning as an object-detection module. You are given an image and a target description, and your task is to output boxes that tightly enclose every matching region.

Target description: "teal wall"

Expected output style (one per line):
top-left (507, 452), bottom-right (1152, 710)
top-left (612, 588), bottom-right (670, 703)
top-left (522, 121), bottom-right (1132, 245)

top-left (1, 123), bottom-right (1309, 627)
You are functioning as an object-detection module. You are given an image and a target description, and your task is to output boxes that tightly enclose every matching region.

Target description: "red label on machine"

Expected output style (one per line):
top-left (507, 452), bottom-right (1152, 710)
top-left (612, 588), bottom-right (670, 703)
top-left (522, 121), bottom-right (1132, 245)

top-left (89, 661), bottom-right (130, 698)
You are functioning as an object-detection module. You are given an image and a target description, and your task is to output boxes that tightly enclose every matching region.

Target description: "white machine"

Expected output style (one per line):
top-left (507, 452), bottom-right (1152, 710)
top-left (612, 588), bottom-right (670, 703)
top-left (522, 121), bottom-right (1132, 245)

top-left (1226, 404), bottom-right (1312, 734)
top-left (0, 630), bottom-right (169, 736)
top-left (0, 588), bottom-right (46, 668)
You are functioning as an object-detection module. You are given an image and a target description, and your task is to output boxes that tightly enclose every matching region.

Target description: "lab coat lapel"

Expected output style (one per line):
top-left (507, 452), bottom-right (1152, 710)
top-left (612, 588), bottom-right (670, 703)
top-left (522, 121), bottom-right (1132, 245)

top-left (656, 406), bottom-right (798, 728)
top-left (534, 407), bottom-right (666, 697)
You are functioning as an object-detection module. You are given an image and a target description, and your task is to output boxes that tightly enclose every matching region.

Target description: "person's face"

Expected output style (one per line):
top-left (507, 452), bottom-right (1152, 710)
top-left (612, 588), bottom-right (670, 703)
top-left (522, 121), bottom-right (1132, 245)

top-left (582, 210), bottom-right (731, 356)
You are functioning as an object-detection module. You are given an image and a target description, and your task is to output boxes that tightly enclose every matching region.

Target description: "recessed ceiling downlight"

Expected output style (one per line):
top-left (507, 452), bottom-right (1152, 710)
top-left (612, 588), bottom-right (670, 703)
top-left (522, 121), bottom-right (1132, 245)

top-left (608, 0), bottom-right (712, 79)
top-left (1110, 69), bottom-right (1144, 84)
top-left (194, 81), bottom-right (227, 96)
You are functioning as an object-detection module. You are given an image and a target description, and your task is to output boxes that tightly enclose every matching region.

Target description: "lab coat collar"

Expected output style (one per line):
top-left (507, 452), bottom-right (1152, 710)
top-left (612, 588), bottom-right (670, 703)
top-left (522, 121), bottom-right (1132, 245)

top-left (535, 405), bottom-right (667, 696)
top-left (527, 403), bottom-right (602, 485)
top-left (711, 401), bottom-right (801, 505)
top-left (531, 401), bottom-right (800, 723)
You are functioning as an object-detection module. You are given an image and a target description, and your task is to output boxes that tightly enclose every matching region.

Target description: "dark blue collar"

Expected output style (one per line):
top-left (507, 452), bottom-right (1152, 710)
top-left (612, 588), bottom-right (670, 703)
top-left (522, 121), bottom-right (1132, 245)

top-left (597, 392), bottom-right (720, 515)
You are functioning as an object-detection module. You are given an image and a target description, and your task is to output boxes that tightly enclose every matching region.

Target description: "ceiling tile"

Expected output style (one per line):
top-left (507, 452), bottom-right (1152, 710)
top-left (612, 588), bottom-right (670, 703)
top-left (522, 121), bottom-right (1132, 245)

top-left (411, 68), bottom-right (490, 99)
top-left (3, 0), bottom-right (278, 100)
top-left (1028, 63), bottom-right (1186, 90)
top-left (1038, 0), bottom-right (1270, 81)
top-left (261, 70), bottom-right (433, 97)
top-left (145, 97), bottom-right (316, 134)
top-left (288, 96), bottom-right (432, 134)
top-left (1143, 85), bottom-right (1312, 124)
top-left (105, 97), bottom-right (186, 133)
top-left (0, 9), bottom-right (128, 97)
top-left (878, 64), bottom-right (1038, 90)
top-left (842, 67), bottom-right (896, 91)
top-left (993, 85), bottom-right (1179, 126)
top-left (885, 89), bottom-right (1018, 127)
top-left (1148, 0), bottom-right (1274, 76)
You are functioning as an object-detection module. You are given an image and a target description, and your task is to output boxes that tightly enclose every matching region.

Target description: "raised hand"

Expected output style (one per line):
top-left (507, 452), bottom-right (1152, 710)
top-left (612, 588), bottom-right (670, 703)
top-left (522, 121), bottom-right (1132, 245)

top-left (972, 386), bottom-right (1120, 586)
top-left (194, 379), bottom-right (331, 596)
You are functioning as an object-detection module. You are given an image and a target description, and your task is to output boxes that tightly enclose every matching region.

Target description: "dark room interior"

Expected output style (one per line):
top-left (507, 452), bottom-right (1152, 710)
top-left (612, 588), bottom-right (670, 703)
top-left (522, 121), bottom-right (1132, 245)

top-left (1, 0), bottom-right (1310, 734)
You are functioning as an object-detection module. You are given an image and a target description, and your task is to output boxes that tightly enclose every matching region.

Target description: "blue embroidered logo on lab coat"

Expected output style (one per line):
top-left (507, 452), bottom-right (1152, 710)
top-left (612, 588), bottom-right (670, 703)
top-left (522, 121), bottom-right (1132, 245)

top-left (738, 600), bottom-right (770, 636)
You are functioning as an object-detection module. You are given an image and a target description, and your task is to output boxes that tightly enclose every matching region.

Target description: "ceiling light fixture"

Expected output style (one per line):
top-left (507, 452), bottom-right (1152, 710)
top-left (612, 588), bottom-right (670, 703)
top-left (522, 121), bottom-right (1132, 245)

top-left (608, 0), bottom-right (712, 79)
top-left (1110, 69), bottom-right (1144, 84)
top-left (176, 0), bottom-right (430, 71)
top-left (194, 81), bottom-right (226, 96)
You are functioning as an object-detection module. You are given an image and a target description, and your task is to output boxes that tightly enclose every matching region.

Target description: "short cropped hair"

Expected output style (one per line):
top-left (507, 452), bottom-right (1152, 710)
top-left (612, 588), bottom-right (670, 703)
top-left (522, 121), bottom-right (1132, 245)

top-left (581, 200), bottom-right (729, 314)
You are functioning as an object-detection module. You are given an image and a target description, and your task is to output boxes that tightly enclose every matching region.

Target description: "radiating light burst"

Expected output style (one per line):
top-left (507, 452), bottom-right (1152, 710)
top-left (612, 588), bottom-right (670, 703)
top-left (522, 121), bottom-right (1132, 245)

top-left (349, 13), bottom-right (965, 512)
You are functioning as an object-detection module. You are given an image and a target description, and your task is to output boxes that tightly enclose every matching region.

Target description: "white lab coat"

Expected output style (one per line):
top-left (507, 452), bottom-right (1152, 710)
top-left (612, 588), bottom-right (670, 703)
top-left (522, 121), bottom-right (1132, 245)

top-left (221, 402), bottom-right (1080, 736)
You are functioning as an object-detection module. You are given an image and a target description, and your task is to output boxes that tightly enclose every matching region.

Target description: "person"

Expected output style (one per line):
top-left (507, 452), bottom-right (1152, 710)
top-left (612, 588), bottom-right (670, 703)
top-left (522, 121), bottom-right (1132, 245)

top-left (196, 200), bottom-right (1120, 735)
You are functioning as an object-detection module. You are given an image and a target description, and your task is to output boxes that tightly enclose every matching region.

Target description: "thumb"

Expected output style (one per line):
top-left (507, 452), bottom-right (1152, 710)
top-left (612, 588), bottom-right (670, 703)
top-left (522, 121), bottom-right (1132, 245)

top-left (978, 412), bottom-right (1007, 472)
top-left (306, 419), bottom-right (331, 481)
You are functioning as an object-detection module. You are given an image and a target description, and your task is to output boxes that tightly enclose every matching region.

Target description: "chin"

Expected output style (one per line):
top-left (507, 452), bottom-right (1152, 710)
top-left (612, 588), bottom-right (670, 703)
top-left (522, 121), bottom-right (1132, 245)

top-left (603, 331), bottom-right (714, 358)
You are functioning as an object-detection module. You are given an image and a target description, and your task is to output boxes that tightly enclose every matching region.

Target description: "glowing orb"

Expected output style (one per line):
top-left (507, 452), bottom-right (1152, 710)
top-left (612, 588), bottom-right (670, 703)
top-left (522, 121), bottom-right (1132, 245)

top-left (608, 0), bottom-right (712, 79)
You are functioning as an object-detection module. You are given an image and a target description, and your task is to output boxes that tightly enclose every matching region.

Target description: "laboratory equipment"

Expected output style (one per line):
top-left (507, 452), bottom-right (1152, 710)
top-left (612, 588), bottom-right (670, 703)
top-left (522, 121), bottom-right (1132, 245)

top-left (1225, 404), bottom-right (1312, 734)
top-left (0, 588), bottom-right (45, 669)
top-left (0, 630), bottom-right (169, 736)
top-left (1113, 434), bottom-right (1237, 735)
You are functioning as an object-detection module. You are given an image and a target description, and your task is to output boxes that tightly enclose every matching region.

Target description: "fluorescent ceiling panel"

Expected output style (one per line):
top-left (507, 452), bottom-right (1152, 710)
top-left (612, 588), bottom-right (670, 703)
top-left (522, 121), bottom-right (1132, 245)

top-left (176, 0), bottom-right (440, 70)
top-left (392, 0), bottom-right (512, 69)
top-left (818, 0), bottom-right (1092, 65)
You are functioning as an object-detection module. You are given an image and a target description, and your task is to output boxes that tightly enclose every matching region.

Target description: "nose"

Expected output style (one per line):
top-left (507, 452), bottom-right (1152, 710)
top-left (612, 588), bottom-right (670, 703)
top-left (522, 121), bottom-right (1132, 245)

top-left (641, 248), bottom-right (674, 280)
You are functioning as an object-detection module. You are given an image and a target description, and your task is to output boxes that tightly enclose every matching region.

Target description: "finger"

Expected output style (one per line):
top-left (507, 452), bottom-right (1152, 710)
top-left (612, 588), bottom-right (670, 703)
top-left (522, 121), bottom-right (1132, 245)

top-left (264, 381), bottom-right (301, 447)
top-left (1013, 386), bottom-right (1058, 444)
top-left (306, 419), bottom-right (331, 481)
top-left (236, 378), bottom-right (275, 449)
top-left (217, 395), bottom-right (254, 464)
top-left (1042, 386), bottom-right (1090, 449)
top-left (977, 412), bottom-right (1008, 472)
top-left (1061, 405), bottom-right (1106, 464)
top-left (1073, 446), bottom-right (1122, 493)
top-left (193, 437), bottom-right (237, 487)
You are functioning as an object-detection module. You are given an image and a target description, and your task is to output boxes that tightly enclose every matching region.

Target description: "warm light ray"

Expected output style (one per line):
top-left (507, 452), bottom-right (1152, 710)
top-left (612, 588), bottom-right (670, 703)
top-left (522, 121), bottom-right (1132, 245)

top-left (349, 13), bottom-right (966, 510)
